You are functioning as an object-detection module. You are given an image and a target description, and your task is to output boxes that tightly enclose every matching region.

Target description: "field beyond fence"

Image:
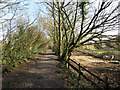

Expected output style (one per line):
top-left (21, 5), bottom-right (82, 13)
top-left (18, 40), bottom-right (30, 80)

top-left (66, 56), bottom-right (110, 89)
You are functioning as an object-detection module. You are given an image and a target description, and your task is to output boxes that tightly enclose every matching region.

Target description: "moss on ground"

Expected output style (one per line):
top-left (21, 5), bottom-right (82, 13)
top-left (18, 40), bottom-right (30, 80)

top-left (2, 59), bottom-right (29, 73)
top-left (4, 66), bottom-right (14, 73)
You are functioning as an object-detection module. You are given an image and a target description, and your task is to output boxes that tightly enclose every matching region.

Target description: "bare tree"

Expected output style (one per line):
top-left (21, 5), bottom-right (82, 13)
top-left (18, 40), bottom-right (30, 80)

top-left (44, 0), bottom-right (120, 60)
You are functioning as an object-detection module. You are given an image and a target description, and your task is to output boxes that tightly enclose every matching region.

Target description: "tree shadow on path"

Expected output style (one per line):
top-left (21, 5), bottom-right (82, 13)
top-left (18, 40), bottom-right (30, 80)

top-left (2, 49), bottom-right (65, 88)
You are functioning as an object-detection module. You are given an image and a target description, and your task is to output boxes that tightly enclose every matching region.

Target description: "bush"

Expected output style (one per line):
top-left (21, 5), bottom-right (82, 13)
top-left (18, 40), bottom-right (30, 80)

top-left (2, 25), bottom-right (48, 69)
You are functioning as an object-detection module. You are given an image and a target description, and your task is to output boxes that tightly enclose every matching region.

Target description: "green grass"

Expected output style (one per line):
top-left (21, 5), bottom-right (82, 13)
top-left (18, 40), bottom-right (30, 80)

top-left (94, 50), bottom-right (105, 54)
top-left (112, 51), bottom-right (120, 54)
top-left (83, 49), bottom-right (120, 55)
top-left (76, 49), bottom-right (120, 60)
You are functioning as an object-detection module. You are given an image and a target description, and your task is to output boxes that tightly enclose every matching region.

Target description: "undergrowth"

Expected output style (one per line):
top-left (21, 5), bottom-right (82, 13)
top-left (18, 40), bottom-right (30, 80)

top-left (57, 62), bottom-right (93, 88)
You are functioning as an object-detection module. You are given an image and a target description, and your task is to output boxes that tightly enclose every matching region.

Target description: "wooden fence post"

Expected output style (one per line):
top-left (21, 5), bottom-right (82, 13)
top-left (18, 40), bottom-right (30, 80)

top-left (105, 76), bottom-right (109, 89)
top-left (78, 63), bottom-right (81, 80)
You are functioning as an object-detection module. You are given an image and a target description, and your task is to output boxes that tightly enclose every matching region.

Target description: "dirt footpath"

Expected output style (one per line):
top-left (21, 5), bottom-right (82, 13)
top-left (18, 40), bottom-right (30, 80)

top-left (71, 52), bottom-right (120, 88)
top-left (2, 49), bottom-right (65, 88)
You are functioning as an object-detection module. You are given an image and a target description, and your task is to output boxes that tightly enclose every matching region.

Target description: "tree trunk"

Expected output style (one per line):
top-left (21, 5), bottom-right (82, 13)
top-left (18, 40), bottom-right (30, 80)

top-left (58, 2), bottom-right (62, 59)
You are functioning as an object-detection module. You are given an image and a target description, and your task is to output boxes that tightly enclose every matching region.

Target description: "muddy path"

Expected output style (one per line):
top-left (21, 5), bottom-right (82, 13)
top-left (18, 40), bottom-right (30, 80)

top-left (2, 49), bottom-right (65, 88)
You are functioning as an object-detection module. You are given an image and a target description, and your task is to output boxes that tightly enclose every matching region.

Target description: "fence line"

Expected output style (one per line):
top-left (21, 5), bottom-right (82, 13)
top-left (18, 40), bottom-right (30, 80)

top-left (67, 57), bottom-right (109, 88)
